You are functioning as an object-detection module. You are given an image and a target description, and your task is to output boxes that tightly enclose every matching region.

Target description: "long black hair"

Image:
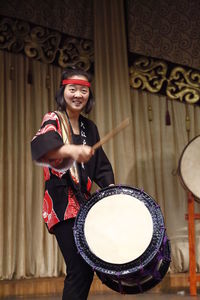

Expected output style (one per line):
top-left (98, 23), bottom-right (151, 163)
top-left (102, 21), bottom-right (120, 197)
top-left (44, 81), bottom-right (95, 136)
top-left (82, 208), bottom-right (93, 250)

top-left (55, 68), bottom-right (94, 114)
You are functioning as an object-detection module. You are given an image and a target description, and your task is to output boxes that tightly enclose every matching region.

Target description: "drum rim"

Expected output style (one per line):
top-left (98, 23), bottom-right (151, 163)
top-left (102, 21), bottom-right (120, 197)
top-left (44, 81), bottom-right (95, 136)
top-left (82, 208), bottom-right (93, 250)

top-left (74, 184), bottom-right (165, 276)
top-left (178, 135), bottom-right (200, 200)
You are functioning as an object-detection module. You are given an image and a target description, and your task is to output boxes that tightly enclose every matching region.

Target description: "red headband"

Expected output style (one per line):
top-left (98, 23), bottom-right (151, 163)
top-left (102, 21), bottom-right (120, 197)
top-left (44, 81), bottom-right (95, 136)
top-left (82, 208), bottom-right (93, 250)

top-left (62, 79), bottom-right (91, 87)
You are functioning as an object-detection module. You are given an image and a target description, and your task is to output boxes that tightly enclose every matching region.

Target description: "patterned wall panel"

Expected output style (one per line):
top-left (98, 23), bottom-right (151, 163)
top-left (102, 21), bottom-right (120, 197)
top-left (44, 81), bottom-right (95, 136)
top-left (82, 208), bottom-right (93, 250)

top-left (0, 0), bottom-right (93, 40)
top-left (127, 0), bottom-right (200, 70)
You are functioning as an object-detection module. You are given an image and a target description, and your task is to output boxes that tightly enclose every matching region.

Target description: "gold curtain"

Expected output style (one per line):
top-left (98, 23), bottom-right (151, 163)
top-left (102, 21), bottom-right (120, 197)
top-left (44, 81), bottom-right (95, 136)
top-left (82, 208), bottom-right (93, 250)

top-left (130, 88), bottom-right (200, 272)
top-left (0, 50), bottom-right (65, 279)
top-left (93, 0), bottom-right (135, 186)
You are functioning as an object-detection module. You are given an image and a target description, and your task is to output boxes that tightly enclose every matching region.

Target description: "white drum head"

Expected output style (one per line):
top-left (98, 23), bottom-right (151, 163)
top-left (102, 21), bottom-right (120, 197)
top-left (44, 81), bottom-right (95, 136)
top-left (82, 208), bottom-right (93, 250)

top-left (180, 136), bottom-right (200, 199)
top-left (84, 194), bottom-right (153, 264)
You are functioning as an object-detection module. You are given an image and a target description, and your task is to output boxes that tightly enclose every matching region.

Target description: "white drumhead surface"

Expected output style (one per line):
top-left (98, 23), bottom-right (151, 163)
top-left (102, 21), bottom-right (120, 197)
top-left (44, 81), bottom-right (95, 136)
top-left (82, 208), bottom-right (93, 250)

top-left (180, 136), bottom-right (200, 198)
top-left (84, 194), bottom-right (153, 264)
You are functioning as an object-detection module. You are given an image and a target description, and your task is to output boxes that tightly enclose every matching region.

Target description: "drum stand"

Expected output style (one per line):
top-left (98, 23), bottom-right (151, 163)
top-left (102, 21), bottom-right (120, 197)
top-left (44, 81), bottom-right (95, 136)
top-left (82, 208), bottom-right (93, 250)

top-left (185, 192), bottom-right (200, 296)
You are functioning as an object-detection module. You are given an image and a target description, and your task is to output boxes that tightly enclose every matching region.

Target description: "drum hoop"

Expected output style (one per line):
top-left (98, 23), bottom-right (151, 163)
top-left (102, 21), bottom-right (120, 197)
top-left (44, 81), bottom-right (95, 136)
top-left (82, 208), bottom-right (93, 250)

top-left (74, 185), bottom-right (165, 276)
top-left (178, 135), bottom-right (200, 200)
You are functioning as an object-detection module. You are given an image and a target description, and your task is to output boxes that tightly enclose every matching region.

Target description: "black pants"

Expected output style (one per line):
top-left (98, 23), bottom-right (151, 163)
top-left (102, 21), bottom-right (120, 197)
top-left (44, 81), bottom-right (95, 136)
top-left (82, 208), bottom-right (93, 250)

top-left (54, 219), bottom-right (94, 300)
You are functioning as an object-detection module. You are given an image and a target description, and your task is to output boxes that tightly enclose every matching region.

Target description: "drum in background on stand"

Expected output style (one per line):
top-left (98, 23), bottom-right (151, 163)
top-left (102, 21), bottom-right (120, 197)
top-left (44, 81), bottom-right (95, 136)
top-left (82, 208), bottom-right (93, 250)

top-left (179, 135), bottom-right (200, 202)
top-left (73, 185), bottom-right (171, 294)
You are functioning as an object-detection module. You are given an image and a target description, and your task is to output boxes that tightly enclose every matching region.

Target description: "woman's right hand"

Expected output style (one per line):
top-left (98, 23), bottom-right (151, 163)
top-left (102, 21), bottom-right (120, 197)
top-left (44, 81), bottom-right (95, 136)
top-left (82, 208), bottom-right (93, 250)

top-left (69, 144), bottom-right (94, 163)
top-left (68, 145), bottom-right (94, 163)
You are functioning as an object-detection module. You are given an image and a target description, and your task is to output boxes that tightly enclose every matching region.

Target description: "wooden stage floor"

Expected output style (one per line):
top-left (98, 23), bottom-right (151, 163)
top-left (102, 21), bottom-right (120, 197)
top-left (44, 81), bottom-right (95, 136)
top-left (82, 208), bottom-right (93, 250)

top-left (1, 274), bottom-right (200, 299)
top-left (3, 293), bottom-right (200, 300)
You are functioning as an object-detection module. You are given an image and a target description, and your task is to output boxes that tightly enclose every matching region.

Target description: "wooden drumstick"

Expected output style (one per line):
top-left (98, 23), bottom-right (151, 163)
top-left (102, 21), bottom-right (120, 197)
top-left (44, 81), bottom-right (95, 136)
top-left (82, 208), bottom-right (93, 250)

top-left (92, 118), bottom-right (130, 151)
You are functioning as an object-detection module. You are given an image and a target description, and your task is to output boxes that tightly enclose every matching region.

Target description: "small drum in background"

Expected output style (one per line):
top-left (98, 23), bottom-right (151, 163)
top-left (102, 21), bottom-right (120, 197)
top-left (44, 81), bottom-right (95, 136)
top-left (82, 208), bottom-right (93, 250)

top-left (73, 185), bottom-right (171, 294)
top-left (179, 135), bottom-right (200, 202)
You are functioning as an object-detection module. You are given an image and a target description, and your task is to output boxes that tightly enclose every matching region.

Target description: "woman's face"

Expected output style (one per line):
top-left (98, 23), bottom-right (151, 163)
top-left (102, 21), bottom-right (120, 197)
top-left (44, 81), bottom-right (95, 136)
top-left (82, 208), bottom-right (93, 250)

top-left (64, 75), bottom-right (90, 114)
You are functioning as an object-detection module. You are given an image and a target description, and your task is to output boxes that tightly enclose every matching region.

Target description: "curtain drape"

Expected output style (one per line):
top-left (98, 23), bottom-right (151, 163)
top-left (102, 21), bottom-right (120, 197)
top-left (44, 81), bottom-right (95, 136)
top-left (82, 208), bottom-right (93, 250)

top-left (0, 50), bottom-right (65, 279)
top-left (93, 0), bottom-right (135, 186)
top-left (1, 49), bottom-right (200, 279)
top-left (130, 88), bottom-right (200, 272)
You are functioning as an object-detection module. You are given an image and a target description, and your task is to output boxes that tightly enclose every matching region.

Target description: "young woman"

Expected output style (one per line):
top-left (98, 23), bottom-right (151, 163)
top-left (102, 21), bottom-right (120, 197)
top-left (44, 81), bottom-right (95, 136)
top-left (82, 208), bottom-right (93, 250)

top-left (31, 68), bottom-right (115, 300)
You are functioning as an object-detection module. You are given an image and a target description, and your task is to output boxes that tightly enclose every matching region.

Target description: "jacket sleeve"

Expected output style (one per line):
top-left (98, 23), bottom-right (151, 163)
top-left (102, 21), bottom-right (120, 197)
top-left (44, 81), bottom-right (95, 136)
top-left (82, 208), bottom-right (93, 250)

top-left (31, 112), bottom-right (64, 162)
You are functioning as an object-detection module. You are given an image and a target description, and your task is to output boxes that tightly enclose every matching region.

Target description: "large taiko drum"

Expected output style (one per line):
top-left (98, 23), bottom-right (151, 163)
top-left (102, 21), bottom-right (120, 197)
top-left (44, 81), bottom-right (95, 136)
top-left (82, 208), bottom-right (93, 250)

top-left (73, 185), bottom-right (171, 294)
top-left (179, 135), bottom-right (200, 202)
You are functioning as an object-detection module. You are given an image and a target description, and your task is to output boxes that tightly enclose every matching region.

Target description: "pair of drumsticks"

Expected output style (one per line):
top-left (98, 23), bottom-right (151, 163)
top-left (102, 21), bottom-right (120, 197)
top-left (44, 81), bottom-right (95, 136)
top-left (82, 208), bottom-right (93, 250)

top-left (92, 118), bottom-right (130, 151)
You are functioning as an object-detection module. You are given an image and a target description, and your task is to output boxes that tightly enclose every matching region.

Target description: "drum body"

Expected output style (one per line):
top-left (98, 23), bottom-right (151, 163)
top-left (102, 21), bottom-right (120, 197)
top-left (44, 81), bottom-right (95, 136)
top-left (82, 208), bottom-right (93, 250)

top-left (179, 135), bottom-right (200, 202)
top-left (73, 185), bottom-right (170, 294)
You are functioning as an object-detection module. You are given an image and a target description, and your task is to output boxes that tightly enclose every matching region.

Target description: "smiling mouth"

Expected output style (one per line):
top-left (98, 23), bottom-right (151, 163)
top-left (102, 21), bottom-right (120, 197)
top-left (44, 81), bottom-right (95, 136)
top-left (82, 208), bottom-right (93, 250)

top-left (72, 100), bottom-right (82, 105)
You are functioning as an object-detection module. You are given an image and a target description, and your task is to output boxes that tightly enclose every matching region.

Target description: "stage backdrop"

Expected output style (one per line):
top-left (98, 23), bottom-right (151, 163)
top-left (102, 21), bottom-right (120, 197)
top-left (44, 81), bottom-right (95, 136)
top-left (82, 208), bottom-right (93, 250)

top-left (1, 0), bottom-right (200, 281)
top-left (1, 48), bottom-right (200, 279)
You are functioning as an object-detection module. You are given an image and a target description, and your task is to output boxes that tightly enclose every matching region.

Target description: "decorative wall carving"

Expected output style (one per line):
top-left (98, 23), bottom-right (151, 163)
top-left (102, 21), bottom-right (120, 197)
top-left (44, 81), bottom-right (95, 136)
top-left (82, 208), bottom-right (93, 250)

top-left (129, 57), bottom-right (167, 93)
top-left (0, 16), bottom-right (94, 70)
top-left (129, 56), bottom-right (200, 105)
top-left (167, 67), bottom-right (200, 104)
